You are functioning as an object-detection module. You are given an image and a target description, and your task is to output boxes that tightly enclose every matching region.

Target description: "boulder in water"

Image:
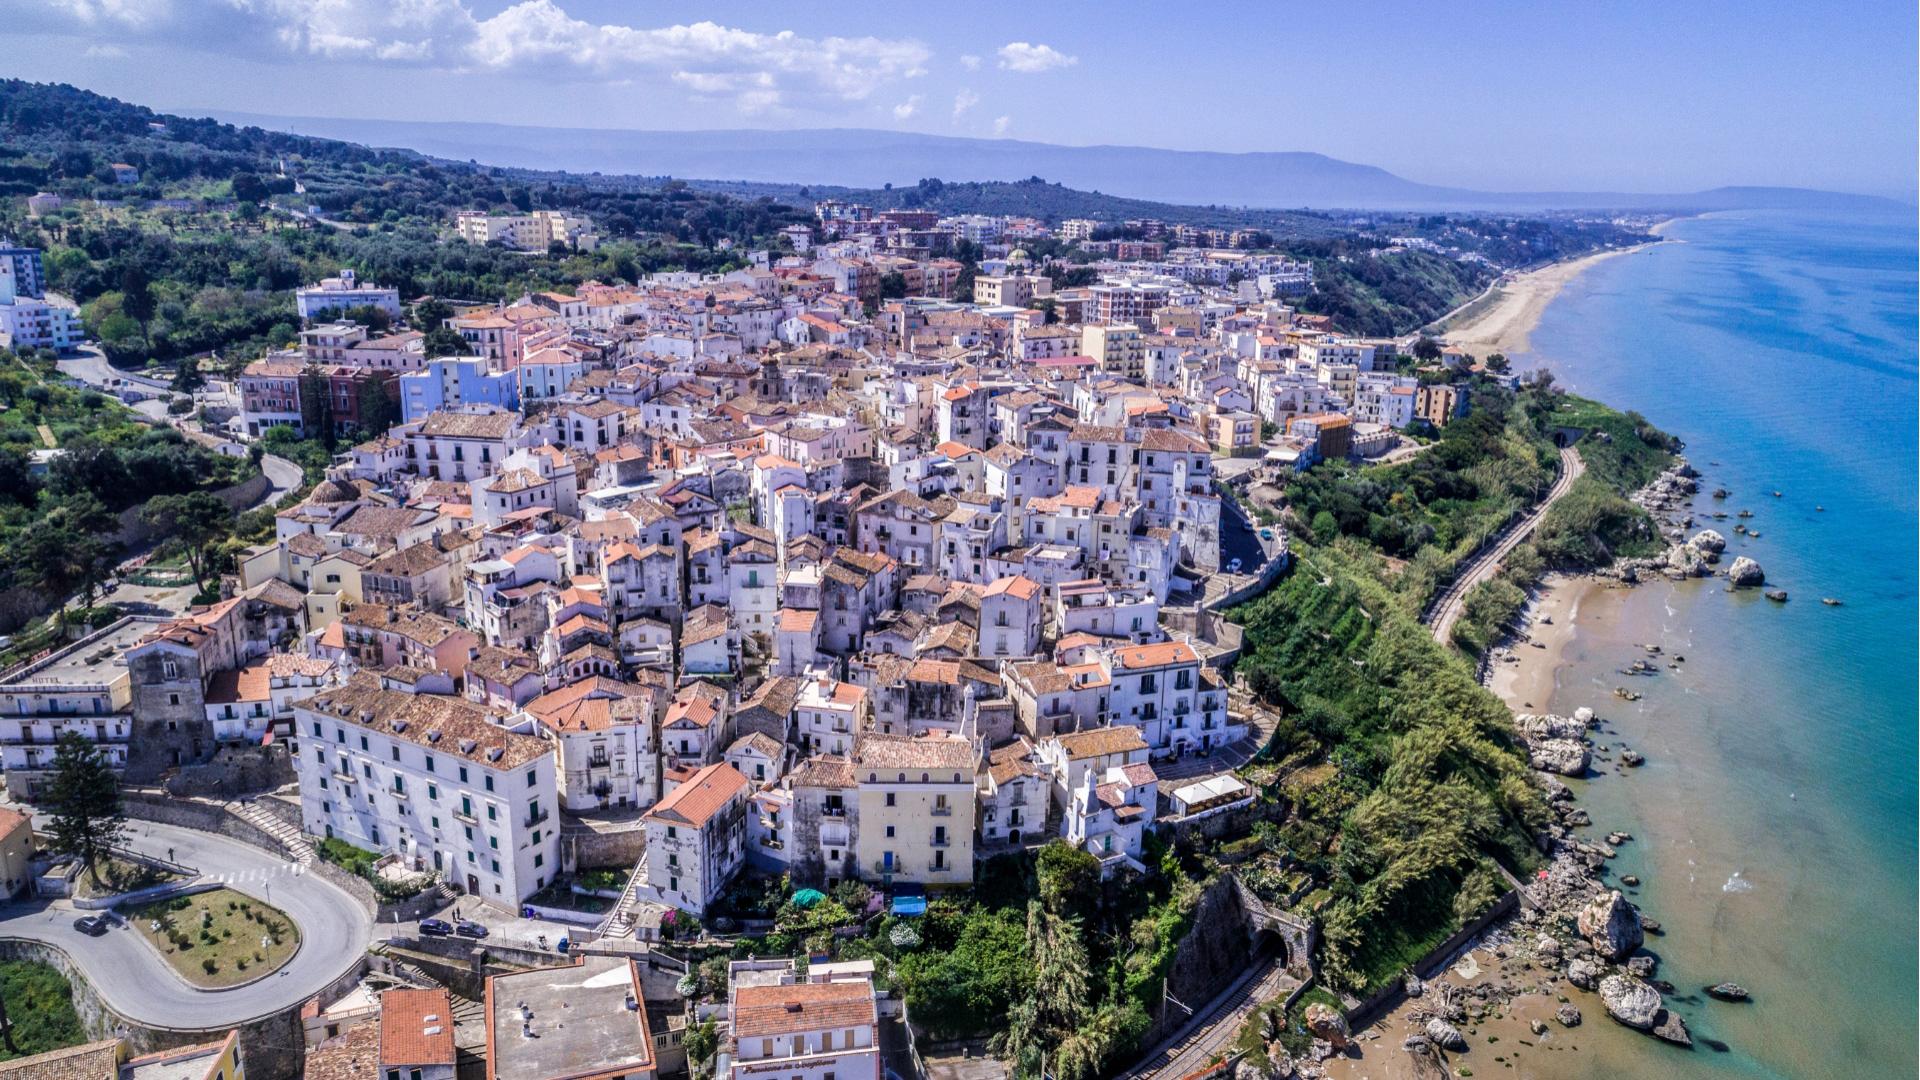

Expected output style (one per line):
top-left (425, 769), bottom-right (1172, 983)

top-left (1652, 1009), bottom-right (1694, 1047)
top-left (1556, 1004), bottom-right (1584, 1027)
top-left (1688, 529), bottom-right (1727, 553)
top-left (1726, 556), bottom-right (1765, 587)
top-left (1600, 974), bottom-right (1664, 1030)
top-left (1705, 983), bottom-right (1751, 1002)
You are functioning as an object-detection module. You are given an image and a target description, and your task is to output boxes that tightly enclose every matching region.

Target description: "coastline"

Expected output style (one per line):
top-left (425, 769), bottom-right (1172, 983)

top-left (1438, 240), bottom-right (1663, 357)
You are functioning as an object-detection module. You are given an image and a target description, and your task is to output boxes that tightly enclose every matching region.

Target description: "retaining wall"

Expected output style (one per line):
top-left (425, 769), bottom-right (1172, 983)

top-left (112, 471), bottom-right (270, 549)
top-left (0, 937), bottom-right (309, 1080)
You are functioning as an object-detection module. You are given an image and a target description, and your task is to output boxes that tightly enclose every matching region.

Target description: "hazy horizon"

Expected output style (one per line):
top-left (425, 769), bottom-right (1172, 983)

top-left (1, 0), bottom-right (1913, 200)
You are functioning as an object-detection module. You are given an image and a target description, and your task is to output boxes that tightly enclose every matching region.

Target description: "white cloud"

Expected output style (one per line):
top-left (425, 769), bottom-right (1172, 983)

top-left (959, 53), bottom-right (980, 70)
top-left (952, 88), bottom-right (980, 119)
top-left (892, 95), bottom-right (923, 120)
top-left (996, 41), bottom-right (1076, 73)
top-left (992, 115), bottom-right (1012, 136)
top-left (34, 0), bottom-right (933, 112)
top-left (83, 43), bottom-right (130, 58)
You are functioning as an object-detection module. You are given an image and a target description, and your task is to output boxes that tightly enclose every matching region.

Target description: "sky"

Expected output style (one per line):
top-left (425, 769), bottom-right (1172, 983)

top-left (1, 0), bottom-right (1915, 198)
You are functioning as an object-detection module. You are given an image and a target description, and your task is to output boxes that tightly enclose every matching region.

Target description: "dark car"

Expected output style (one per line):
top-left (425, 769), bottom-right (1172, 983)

top-left (453, 919), bottom-right (489, 939)
top-left (418, 918), bottom-right (453, 937)
top-left (73, 914), bottom-right (110, 936)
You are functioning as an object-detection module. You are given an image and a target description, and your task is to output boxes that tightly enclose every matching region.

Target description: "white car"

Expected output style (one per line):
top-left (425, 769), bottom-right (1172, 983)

top-left (1227, 558), bottom-right (1243, 573)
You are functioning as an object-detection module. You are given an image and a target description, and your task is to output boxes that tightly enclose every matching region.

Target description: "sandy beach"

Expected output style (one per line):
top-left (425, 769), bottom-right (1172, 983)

top-left (1439, 244), bottom-right (1659, 357)
top-left (1484, 573), bottom-right (1615, 712)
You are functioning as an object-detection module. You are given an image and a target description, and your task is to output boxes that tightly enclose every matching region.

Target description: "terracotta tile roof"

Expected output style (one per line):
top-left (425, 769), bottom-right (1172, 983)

top-left (788, 755), bottom-right (856, 790)
top-left (1111, 640), bottom-right (1199, 669)
top-left (777, 608), bottom-right (819, 634)
top-left (296, 676), bottom-right (548, 770)
top-left (381, 987), bottom-right (456, 1066)
top-left (733, 980), bottom-right (876, 1039)
top-left (853, 731), bottom-right (973, 773)
top-left (645, 762), bottom-right (748, 828)
top-left (1054, 725), bottom-right (1148, 760)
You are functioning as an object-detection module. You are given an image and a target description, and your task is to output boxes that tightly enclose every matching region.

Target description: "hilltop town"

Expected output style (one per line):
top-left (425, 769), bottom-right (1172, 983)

top-left (0, 83), bottom-right (1671, 1080)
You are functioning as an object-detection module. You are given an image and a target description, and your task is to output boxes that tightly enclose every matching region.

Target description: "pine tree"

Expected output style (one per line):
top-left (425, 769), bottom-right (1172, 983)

top-left (42, 732), bottom-right (126, 885)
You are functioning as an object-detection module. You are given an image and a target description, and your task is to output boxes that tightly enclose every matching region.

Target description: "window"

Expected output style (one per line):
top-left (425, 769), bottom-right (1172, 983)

top-left (526, 769), bottom-right (537, 788)
top-left (485, 776), bottom-right (495, 792)
top-left (360, 736), bottom-right (369, 751)
top-left (885, 825), bottom-right (895, 838)
top-left (459, 766), bottom-right (469, 783)
top-left (533, 852), bottom-right (544, 868)
top-left (391, 746), bottom-right (400, 762)
top-left (885, 792), bottom-right (896, 807)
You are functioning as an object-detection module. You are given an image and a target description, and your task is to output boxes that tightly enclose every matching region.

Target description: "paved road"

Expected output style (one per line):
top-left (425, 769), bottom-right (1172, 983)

top-left (0, 820), bottom-right (372, 1029)
top-left (1426, 446), bottom-right (1584, 643)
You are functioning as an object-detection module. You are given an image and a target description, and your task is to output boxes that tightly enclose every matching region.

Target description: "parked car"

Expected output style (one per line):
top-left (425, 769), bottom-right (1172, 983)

top-left (418, 918), bottom-right (453, 937)
top-left (73, 914), bottom-right (110, 936)
top-left (453, 919), bottom-right (489, 939)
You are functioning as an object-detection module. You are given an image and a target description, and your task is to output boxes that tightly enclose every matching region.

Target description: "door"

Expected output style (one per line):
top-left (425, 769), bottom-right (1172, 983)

top-left (466, 873), bottom-right (479, 894)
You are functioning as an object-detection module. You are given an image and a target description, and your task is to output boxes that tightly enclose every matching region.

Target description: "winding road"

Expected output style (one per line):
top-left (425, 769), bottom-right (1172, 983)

top-left (1426, 445), bottom-right (1584, 643)
top-left (0, 819), bottom-right (373, 1029)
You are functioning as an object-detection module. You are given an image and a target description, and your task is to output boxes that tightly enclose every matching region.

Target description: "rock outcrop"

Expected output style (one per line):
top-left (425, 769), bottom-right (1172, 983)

top-left (1600, 974), bottom-right (1663, 1029)
top-left (1304, 1002), bottom-right (1349, 1050)
top-left (1530, 738), bottom-right (1591, 776)
top-left (1688, 529), bottom-right (1726, 553)
top-left (1726, 556), bottom-right (1765, 587)
top-left (1577, 890), bottom-right (1645, 961)
top-left (1566, 958), bottom-right (1602, 991)
top-left (1423, 1018), bottom-right (1468, 1052)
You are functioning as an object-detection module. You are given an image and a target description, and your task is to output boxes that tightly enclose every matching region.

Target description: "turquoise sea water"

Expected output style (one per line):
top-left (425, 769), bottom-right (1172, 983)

top-left (1519, 209), bottom-right (1918, 1078)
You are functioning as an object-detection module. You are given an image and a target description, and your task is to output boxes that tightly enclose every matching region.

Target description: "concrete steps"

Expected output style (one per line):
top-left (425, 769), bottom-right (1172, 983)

top-left (594, 850), bottom-right (649, 940)
top-left (229, 799), bottom-right (316, 866)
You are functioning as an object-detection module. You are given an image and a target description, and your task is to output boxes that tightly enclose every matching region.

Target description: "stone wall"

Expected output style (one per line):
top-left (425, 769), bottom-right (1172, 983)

top-left (0, 937), bottom-right (309, 1080)
top-left (164, 744), bottom-right (296, 799)
top-left (112, 471), bottom-right (270, 549)
top-left (563, 822), bottom-right (646, 871)
top-left (121, 793), bottom-right (380, 919)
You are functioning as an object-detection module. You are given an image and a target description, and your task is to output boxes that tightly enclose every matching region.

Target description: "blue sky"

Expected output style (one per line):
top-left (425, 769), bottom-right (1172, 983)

top-left (3, 0), bottom-right (1914, 197)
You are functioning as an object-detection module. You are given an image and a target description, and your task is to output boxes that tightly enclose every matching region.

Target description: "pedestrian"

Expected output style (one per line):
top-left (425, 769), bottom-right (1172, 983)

top-left (167, 846), bottom-right (175, 862)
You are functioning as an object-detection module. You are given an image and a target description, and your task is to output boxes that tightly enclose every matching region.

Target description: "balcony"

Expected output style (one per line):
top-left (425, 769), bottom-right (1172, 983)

top-left (524, 808), bottom-right (551, 829)
top-left (930, 834), bottom-right (950, 848)
top-left (332, 771), bottom-right (358, 785)
top-left (390, 786), bottom-right (410, 801)
top-left (929, 805), bottom-right (952, 817)
top-left (453, 809), bottom-right (477, 824)
top-left (820, 804), bottom-right (847, 818)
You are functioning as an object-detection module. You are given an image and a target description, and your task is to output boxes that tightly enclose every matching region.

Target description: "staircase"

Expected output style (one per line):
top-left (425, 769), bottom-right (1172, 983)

top-left (229, 799), bottom-right (316, 865)
top-left (370, 943), bottom-right (443, 989)
top-left (594, 850), bottom-right (650, 939)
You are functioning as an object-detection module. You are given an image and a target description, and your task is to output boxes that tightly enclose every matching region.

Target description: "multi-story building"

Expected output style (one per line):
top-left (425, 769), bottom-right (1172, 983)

top-left (641, 761), bottom-right (750, 914)
top-left (1081, 323), bottom-right (1146, 381)
top-left (0, 241), bottom-right (47, 298)
top-left (850, 732), bottom-right (976, 887)
top-left (727, 964), bottom-right (880, 1080)
top-left (290, 678), bottom-right (561, 907)
top-left (295, 269), bottom-right (402, 322)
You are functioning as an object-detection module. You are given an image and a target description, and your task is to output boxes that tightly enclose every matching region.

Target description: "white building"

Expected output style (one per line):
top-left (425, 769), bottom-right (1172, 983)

top-left (291, 679), bottom-right (561, 908)
top-left (728, 963), bottom-right (880, 1080)
top-left (295, 269), bottom-right (402, 322)
top-left (641, 761), bottom-right (750, 915)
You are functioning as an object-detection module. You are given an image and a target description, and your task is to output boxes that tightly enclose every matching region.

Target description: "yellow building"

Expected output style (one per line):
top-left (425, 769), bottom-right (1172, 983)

top-left (0, 809), bottom-right (31, 898)
top-left (851, 732), bottom-right (976, 888)
top-left (1081, 324), bottom-right (1145, 381)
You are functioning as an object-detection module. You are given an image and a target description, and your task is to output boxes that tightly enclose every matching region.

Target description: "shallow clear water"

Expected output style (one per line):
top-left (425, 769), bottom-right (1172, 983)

top-left (1519, 209), bottom-right (1918, 1078)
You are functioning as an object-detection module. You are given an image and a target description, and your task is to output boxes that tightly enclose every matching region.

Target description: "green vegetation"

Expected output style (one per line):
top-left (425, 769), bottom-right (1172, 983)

top-left (0, 961), bottom-right (87, 1061)
top-left (1229, 545), bottom-right (1548, 992)
top-left (127, 888), bottom-right (299, 988)
top-left (317, 836), bottom-right (429, 901)
top-left (1235, 983), bottom-right (1346, 1062)
top-left (1225, 378), bottom-right (1677, 990)
top-left (42, 732), bottom-right (127, 884)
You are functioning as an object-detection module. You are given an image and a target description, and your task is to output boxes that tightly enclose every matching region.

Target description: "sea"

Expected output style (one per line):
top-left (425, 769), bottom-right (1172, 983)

top-left (1516, 208), bottom-right (1918, 1078)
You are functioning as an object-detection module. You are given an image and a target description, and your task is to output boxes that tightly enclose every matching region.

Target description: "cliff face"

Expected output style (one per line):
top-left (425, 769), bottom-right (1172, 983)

top-left (1143, 875), bottom-right (1255, 1046)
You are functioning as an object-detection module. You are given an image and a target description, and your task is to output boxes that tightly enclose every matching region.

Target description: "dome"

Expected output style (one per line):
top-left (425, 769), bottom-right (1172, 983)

top-left (1008, 248), bottom-right (1031, 262)
top-left (310, 478), bottom-right (359, 504)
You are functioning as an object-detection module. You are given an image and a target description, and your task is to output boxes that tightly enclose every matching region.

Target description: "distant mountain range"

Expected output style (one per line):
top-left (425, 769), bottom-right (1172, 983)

top-left (203, 111), bottom-right (1902, 214)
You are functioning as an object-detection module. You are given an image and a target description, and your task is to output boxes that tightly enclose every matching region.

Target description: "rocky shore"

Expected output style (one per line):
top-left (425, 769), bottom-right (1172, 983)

top-left (1607, 458), bottom-right (1768, 590)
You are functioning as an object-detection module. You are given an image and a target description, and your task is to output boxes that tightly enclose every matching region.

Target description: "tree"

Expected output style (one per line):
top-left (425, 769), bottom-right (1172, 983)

top-left (1486, 352), bottom-right (1511, 374)
top-left (141, 491), bottom-right (233, 590)
top-left (1036, 842), bottom-right (1102, 921)
top-left (117, 265), bottom-right (155, 346)
top-left (43, 732), bottom-right (127, 885)
top-left (423, 327), bottom-right (470, 359)
top-left (1412, 335), bottom-right (1443, 362)
top-left (228, 171), bottom-right (268, 204)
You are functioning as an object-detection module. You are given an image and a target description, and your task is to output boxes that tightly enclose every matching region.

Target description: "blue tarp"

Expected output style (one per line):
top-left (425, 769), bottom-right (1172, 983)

top-left (890, 895), bottom-right (927, 917)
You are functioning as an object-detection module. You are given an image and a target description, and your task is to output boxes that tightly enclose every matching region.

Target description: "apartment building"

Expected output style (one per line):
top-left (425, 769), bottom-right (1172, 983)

top-left (851, 732), bottom-right (976, 887)
top-left (291, 678), bottom-right (561, 907)
top-left (642, 761), bottom-right (750, 914)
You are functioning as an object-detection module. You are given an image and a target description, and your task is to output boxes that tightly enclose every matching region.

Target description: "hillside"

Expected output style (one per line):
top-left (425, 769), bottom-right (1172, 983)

top-left (204, 111), bottom-right (1908, 214)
